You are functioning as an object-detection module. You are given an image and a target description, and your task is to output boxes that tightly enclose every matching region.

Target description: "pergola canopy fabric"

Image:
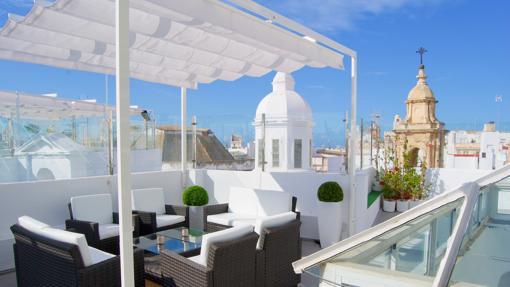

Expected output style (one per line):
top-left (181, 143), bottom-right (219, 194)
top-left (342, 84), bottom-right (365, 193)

top-left (0, 0), bottom-right (344, 89)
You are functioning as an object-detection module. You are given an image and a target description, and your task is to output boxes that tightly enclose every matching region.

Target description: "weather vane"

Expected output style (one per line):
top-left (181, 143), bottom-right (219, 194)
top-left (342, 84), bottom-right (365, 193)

top-left (416, 47), bottom-right (427, 65)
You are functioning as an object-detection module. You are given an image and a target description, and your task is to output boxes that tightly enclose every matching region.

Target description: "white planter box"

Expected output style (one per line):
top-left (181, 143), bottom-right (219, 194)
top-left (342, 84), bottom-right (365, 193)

top-left (372, 182), bottom-right (382, 192)
top-left (382, 199), bottom-right (396, 212)
top-left (409, 199), bottom-right (425, 209)
top-left (396, 200), bottom-right (409, 212)
top-left (189, 206), bottom-right (204, 230)
top-left (317, 201), bottom-right (343, 248)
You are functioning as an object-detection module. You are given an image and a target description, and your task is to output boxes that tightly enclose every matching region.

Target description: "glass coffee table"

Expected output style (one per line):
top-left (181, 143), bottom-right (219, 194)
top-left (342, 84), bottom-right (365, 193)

top-left (134, 227), bottom-right (206, 256)
top-left (134, 227), bottom-right (208, 284)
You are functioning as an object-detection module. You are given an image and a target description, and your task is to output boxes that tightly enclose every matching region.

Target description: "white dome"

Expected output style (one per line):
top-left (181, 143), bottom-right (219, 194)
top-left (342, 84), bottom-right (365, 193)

top-left (255, 72), bottom-right (312, 122)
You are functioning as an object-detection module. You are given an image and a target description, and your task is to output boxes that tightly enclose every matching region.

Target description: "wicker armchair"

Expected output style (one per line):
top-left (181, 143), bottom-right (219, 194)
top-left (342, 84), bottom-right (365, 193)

top-left (65, 194), bottom-right (139, 254)
top-left (160, 227), bottom-right (259, 287)
top-left (11, 223), bottom-right (145, 287)
top-left (204, 190), bottom-right (300, 232)
top-left (255, 219), bottom-right (301, 287)
top-left (131, 188), bottom-right (189, 235)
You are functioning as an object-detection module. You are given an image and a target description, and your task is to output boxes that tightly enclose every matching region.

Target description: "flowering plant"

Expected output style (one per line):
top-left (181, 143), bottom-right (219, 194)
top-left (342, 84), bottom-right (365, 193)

top-left (379, 138), bottom-right (429, 201)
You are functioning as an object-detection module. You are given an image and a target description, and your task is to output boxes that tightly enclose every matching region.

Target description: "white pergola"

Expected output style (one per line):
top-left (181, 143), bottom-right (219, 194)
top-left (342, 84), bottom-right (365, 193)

top-left (0, 90), bottom-right (143, 120)
top-left (0, 0), bottom-right (358, 285)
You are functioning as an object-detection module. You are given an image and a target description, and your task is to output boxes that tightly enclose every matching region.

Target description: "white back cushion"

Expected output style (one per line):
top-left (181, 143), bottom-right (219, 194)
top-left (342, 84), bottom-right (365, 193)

top-left (18, 216), bottom-right (49, 235)
top-left (71, 194), bottom-right (113, 224)
top-left (197, 225), bottom-right (253, 266)
top-left (228, 187), bottom-right (258, 216)
top-left (39, 227), bottom-right (93, 267)
top-left (254, 212), bottom-right (296, 249)
top-left (132, 188), bottom-right (166, 215)
top-left (255, 190), bottom-right (292, 217)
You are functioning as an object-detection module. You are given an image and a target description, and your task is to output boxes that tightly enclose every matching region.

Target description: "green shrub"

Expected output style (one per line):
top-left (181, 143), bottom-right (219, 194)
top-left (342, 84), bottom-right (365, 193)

top-left (317, 181), bottom-right (344, 203)
top-left (182, 185), bottom-right (209, 206)
top-left (381, 184), bottom-right (396, 200)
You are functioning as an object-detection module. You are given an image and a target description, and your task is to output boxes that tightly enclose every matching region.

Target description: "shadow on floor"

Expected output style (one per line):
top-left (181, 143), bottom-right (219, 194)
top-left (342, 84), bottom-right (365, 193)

top-left (0, 271), bottom-right (16, 287)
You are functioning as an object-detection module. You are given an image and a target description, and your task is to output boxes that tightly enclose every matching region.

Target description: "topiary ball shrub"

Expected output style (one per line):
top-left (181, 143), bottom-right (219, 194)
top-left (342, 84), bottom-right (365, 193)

top-left (317, 181), bottom-right (344, 203)
top-left (182, 185), bottom-right (209, 206)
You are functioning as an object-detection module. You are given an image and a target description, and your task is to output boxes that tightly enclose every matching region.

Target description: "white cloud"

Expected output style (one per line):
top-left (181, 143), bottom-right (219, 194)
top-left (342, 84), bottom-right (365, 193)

top-left (262, 0), bottom-right (442, 32)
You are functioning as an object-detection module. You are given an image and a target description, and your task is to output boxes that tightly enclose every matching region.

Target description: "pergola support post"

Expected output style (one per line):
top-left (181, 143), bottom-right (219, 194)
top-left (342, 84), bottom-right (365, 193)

top-left (181, 87), bottom-right (187, 187)
top-left (348, 55), bottom-right (358, 237)
top-left (115, 0), bottom-right (134, 286)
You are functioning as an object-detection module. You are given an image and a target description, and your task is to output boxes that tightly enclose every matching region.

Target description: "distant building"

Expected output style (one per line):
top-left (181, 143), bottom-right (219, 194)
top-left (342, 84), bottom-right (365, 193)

top-left (254, 72), bottom-right (313, 171)
top-left (444, 122), bottom-right (510, 170)
top-left (227, 134), bottom-right (251, 160)
top-left (157, 125), bottom-right (254, 170)
top-left (386, 63), bottom-right (445, 167)
top-left (312, 148), bottom-right (345, 173)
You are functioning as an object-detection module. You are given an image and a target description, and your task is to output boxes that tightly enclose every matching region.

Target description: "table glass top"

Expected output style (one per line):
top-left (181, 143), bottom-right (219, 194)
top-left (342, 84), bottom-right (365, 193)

top-left (133, 227), bottom-right (206, 255)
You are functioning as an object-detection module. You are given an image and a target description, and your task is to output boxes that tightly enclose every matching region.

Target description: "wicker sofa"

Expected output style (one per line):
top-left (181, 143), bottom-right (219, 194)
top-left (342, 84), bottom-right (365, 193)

top-left (66, 193), bottom-right (135, 254)
top-left (254, 212), bottom-right (301, 287)
top-left (11, 216), bottom-right (144, 287)
top-left (131, 188), bottom-right (189, 235)
top-left (203, 187), bottom-right (299, 232)
top-left (161, 225), bottom-right (259, 287)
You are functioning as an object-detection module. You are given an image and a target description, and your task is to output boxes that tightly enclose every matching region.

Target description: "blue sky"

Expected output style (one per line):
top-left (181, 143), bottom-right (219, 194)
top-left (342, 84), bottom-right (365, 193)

top-left (0, 0), bottom-right (509, 147)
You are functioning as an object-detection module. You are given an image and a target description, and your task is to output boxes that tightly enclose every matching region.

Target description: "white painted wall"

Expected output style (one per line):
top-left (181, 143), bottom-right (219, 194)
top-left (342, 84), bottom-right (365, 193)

top-left (444, 155), bottom-right (479, 170)
top-left (189, 167), bottom-right (378, 239)
top-left (426, 168), bottom-right (492, 197)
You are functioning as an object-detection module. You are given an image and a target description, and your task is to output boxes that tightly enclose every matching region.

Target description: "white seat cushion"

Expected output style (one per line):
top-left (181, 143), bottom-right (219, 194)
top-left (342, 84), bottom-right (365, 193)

top-left (188, 255), bottom-right (201, 264)
top-left (132, 188), bottom-right (166, 215)
top-left (255, 190), bottom-right (292, 217)
top-left (228, 187), bottom-right (258, 216)
top-left (196, 225), bottom-right (253, 266)
top-left (38, 227), bottom-right (93, 267)
top-left (207, 213), bottom-right (257, 227)
top-left (98, 223), bottom-right (119, 240)
top-left (18, 216), bottom-right (49, 235)
top-left (254, 212), bottom-right (296, 249)
top-left (156, 214), bottom-right (185, 228)
top-left (71, 194), bottom-right (113, 225)
top-left (89, 246), bottom-right (115, 265)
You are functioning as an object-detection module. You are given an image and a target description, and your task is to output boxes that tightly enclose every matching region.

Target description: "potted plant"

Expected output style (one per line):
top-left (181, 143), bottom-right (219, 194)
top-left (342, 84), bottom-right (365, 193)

top-left (396, 190), bottom-right (410, 212)
top-left (317, 181), bottom-right (344, 248)
top-left (182, 185), bottom-right (209, 230)
top-left (410, 164), bottom-right (429, 208)
top-left (381, 184), bottom-right (396, 212)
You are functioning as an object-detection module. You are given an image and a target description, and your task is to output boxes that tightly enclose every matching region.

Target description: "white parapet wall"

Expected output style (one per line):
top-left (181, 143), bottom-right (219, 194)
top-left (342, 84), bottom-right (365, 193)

top-left (189, 167), bottom-right (379, 240)
top-left (426, 168), bottom-right (493, 197)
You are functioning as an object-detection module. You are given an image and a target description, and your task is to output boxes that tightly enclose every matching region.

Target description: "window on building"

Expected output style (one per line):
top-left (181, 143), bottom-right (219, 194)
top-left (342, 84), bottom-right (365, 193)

top-left (309, 139), bottom-right (313, 168)
top-left (258, 139), bottom-right (265, 167)
top-left (294, 139), bottom-right (302, 168)
top-left (272, 139), bottom-right (279, 167)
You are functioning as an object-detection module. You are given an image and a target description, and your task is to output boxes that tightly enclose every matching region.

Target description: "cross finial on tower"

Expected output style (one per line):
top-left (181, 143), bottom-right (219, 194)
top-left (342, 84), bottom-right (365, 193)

top-left (416, 47), bottom-right (427, 65)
